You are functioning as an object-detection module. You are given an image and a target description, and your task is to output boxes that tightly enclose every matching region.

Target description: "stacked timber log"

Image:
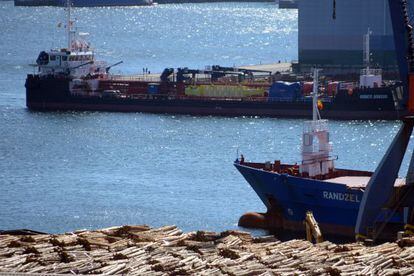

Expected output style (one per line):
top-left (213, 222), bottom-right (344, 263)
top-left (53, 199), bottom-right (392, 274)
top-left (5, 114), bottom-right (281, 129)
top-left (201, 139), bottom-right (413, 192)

top-left (1, 225), bottom-right (414, 275)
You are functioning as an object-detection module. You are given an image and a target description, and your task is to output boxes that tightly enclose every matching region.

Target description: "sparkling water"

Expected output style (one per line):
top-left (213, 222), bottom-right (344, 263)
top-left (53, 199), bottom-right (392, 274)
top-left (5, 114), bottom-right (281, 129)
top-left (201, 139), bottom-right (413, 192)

top-left (0, 2), bottom-right (406, 234)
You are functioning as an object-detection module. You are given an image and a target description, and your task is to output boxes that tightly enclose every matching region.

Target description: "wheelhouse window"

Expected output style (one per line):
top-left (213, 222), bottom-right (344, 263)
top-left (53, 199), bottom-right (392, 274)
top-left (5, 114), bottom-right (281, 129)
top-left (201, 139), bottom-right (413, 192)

top-left (67, 55), bottom-right (91, 61)
top-left (50, 55), bottom-right (56, 61)
top-left (62, 56), bottom-right (68, 61)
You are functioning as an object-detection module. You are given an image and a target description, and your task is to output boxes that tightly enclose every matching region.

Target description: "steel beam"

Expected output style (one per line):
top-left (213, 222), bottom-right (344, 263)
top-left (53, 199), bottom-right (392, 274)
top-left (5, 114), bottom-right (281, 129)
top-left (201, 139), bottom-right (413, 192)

top-left (388, 0), bottom-right (410, 102)
top-left (355, 119), bottom-right (414, 239)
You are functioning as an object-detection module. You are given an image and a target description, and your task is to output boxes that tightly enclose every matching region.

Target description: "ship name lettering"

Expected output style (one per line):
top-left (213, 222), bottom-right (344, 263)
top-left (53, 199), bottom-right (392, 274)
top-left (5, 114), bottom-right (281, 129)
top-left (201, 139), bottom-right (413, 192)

top-left (360, 94), bottom-right (388, 100)
top-left (322, 191), bottom-right (360, 202)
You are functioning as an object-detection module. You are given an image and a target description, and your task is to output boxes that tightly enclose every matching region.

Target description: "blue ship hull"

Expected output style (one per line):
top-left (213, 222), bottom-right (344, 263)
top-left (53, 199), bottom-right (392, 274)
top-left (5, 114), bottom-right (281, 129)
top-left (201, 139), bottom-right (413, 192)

top-left (234, 162), bottom-right (405, 238)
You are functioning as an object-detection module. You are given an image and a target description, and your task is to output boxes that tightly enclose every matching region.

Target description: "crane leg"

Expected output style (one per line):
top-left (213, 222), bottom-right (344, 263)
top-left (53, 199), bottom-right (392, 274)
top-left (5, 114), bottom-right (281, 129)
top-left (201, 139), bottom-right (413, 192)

top-left (355, 119), bottom-right (414, 241)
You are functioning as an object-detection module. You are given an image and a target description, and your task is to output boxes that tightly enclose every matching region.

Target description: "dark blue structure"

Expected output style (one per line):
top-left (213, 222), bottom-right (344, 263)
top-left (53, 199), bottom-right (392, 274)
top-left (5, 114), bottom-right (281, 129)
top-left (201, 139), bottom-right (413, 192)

top-left (355, 0), bottom-right (414, 241)
top-left (268, 82), bottom-right (301, 101)
top-left (148, 84), bottom-right (159, 95)
top-left (298, 0), bottom-right (414, 75)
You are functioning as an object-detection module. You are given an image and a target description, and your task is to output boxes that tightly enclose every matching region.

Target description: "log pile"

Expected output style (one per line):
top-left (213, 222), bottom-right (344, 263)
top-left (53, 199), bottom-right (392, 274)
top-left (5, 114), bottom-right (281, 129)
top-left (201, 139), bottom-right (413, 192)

top-left (1, 225), bottom-right (414, 275)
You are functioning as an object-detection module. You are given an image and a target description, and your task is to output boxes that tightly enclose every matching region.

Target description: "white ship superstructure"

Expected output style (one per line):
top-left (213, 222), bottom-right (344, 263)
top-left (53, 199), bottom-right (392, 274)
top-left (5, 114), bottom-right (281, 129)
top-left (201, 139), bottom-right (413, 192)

top-left (35, 0), bottom-right (107, 78)
top-left (300, 69), bottom-right (334, 178)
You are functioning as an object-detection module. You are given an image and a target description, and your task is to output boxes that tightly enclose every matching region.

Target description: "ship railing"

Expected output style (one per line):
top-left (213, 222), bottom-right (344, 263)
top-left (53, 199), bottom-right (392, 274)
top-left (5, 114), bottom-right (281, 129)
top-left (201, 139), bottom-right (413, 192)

top-left (119, 94), bottom-right (270, 102)
top-left (302, 143), bottom-right (333, 154)
top-left (303, 119), bottom-right (329, 133)
top-left (187, 79), bottom-right (213, 85)
top-left (73, 91), bottom-right (335, 103)
top-left (108, 75), bottom-right (161, 82)
top-left (71, 92), bottom-right (107, 98)
top-left (113, 94), bottom-right (335, 103)
top-left (268, 97), bottom-right (334, 103)
top-left (360, 68), bottom-right (382, 76)
top-left (174, 95), bottom-right (322, 103)
top-left (300, 155), bottom-right (338, 165)
top-left (94, 61), bottom-right (108, 69)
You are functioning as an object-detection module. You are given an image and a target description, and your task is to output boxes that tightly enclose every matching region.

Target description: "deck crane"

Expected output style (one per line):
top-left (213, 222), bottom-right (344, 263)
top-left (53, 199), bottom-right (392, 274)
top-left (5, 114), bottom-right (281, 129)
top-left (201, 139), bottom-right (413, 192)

top-left (343, 0), bottom-right (414, 241)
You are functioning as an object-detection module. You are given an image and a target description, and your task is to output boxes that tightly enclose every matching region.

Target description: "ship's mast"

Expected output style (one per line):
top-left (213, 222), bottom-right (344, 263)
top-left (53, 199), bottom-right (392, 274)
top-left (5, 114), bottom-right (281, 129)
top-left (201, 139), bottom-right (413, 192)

top-left (67, 0), bottom-right (72, 51)
top-left (363, 28), bottom-right (371, 72)
top-left (300, 68), bottom-right (333, 178)
top-left (312, 68), bottom-right (320, 121)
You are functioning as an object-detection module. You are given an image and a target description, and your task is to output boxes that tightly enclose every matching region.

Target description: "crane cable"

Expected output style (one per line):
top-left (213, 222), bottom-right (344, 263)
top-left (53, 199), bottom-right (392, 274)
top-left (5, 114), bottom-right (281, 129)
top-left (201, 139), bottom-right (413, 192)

top-left (332, 0), bottom-right (336, 20)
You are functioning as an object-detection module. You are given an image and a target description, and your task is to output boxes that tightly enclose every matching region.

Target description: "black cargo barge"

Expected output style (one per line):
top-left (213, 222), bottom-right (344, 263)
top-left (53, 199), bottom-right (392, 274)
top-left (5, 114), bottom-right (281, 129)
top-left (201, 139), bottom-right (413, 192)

top-left (26, 75), bottom-right (405, 120)
top-left (25, 0), bottom-right (407, 121)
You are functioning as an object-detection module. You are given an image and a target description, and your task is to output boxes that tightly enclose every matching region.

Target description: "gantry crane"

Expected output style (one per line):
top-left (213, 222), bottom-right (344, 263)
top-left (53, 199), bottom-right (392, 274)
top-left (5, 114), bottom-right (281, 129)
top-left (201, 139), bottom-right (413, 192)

top-left (337, 0), bottom-right (414, 241)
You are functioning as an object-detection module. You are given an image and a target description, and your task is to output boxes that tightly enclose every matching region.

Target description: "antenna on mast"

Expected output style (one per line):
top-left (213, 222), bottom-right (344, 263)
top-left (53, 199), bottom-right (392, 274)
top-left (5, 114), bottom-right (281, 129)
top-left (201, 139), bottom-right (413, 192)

top-left (300, 68), bottom-right (334, 179)
top-left (312, 68), bottom-right (321, 121)
top-left (67, 0), bottom-right (72, 51)
top-left (363, 28), bottom-right (371, 71)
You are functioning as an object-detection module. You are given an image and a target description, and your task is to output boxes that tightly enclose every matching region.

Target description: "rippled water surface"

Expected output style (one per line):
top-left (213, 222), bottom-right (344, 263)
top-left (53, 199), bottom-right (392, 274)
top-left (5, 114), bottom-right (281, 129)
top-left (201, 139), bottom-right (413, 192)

top-left (0, 2), bottom-right (408, 234)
